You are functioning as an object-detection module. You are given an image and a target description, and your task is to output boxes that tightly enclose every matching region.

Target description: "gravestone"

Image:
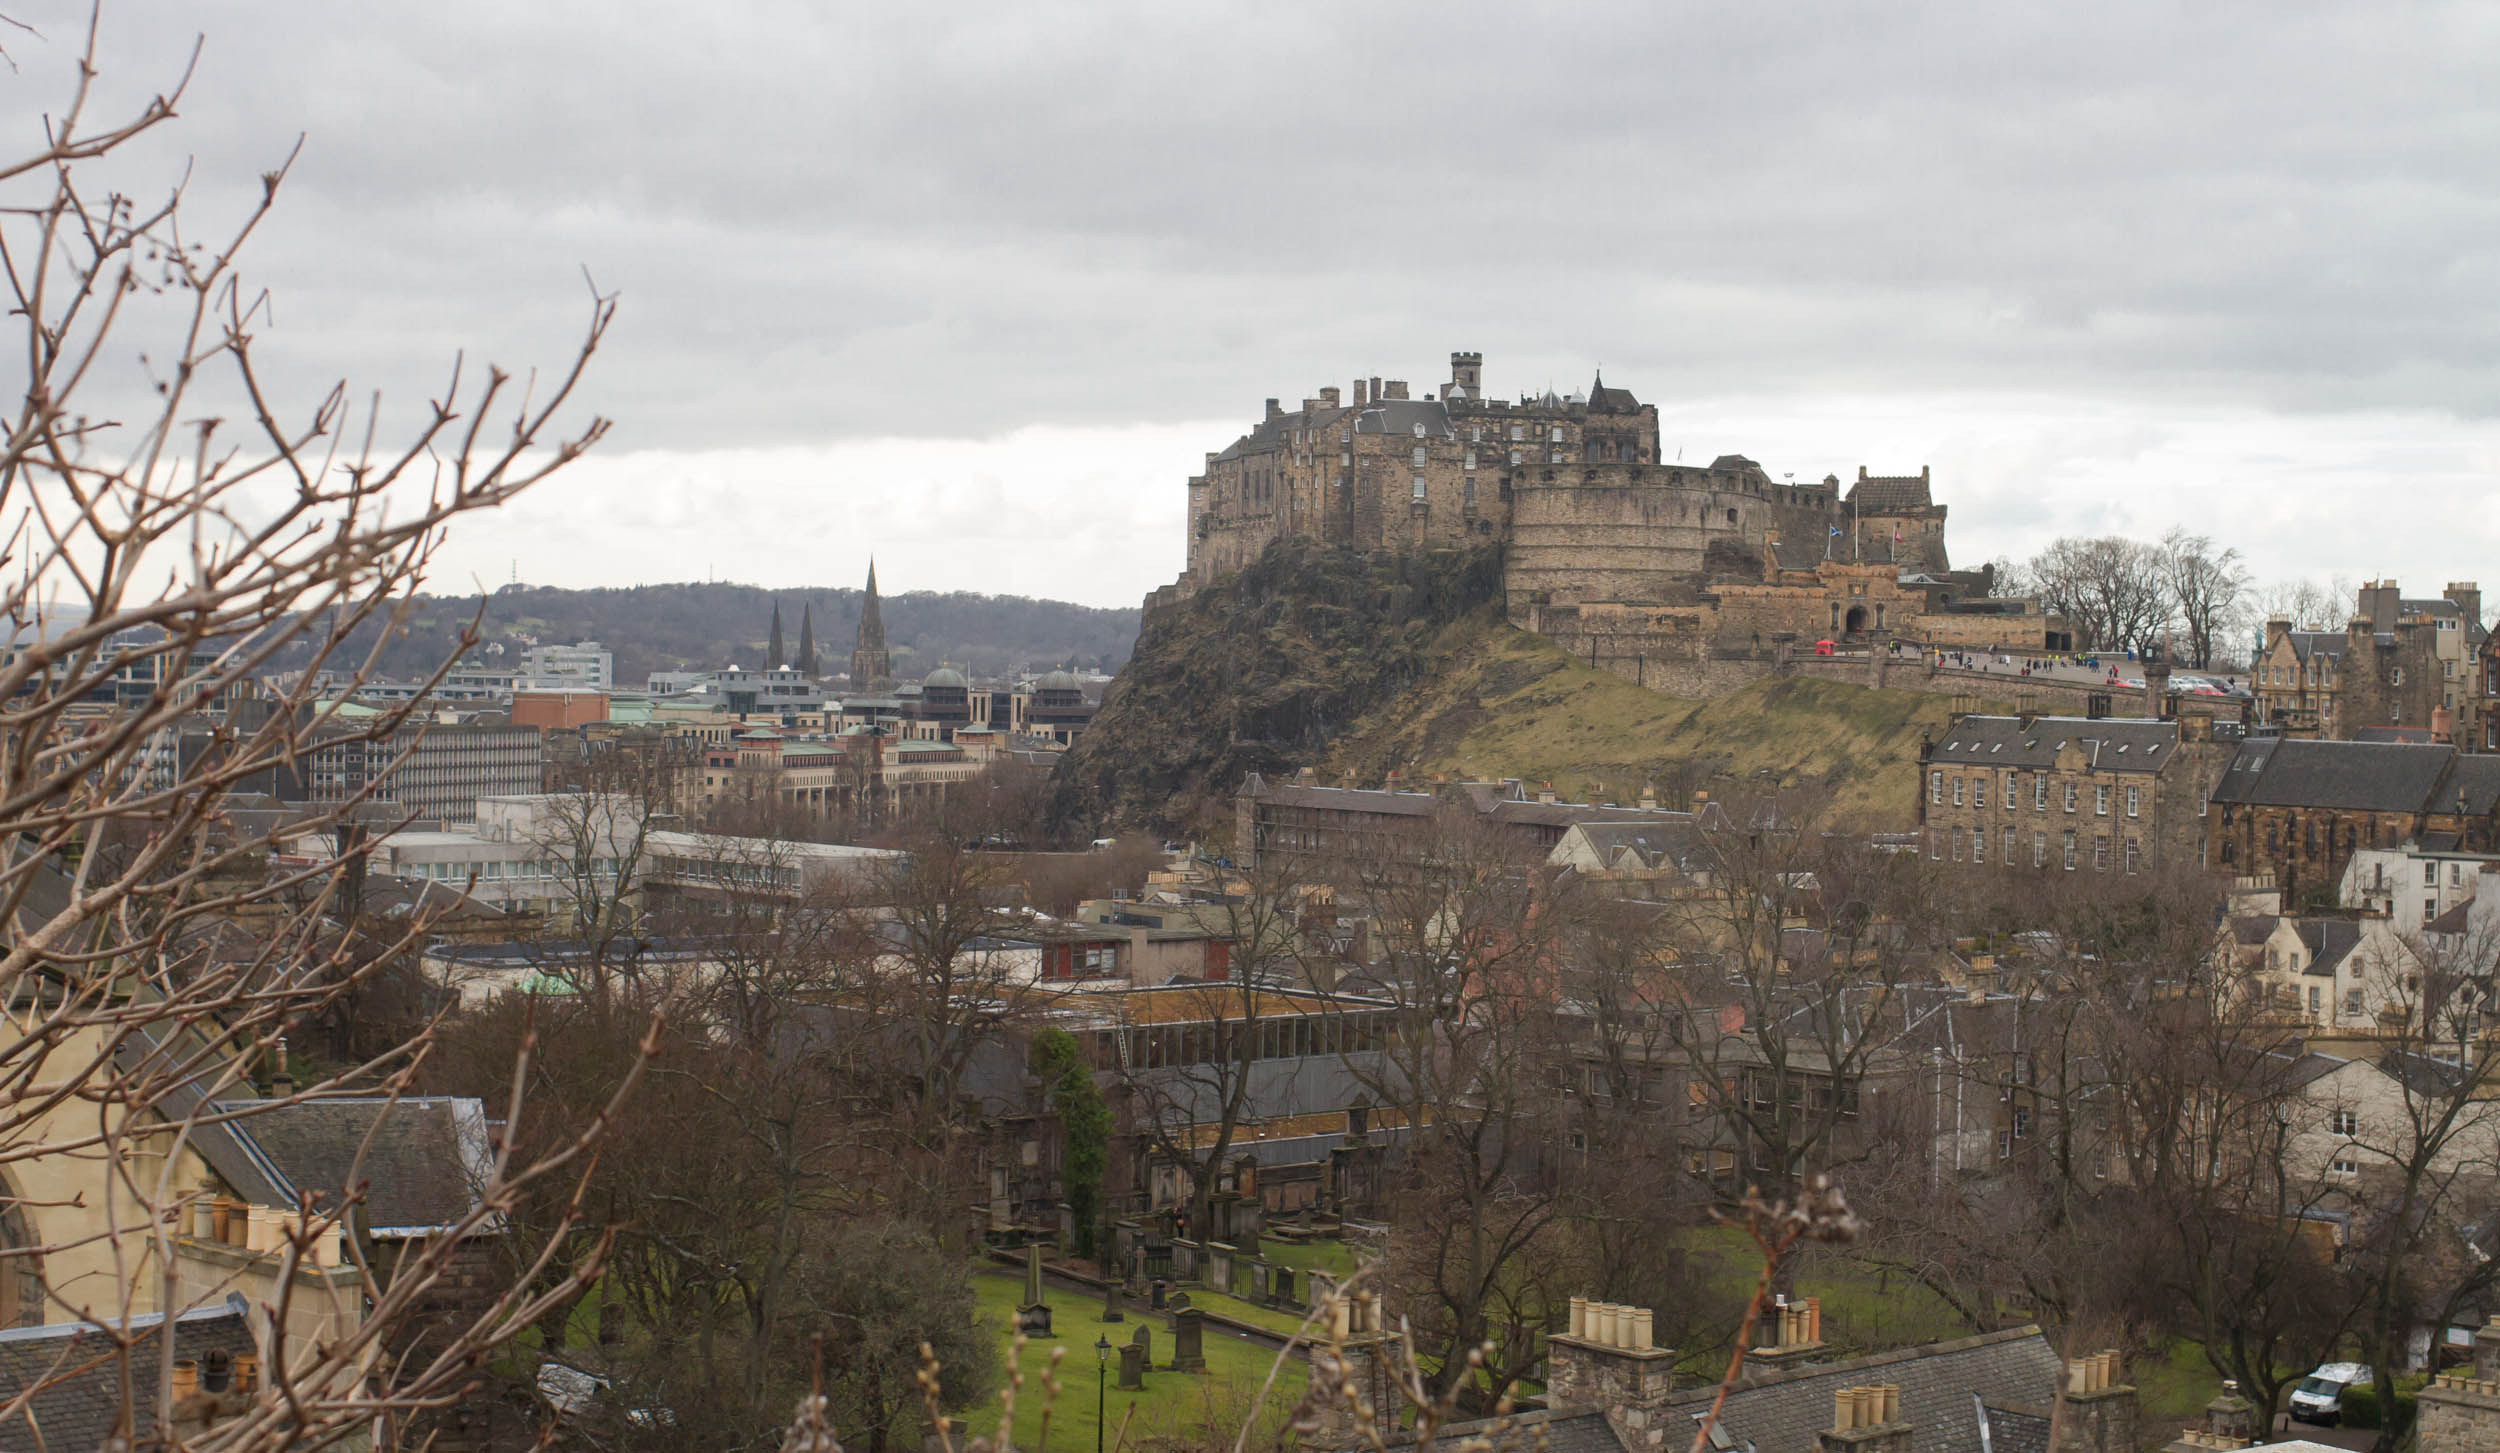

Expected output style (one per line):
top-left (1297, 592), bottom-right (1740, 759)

top-left (1249, 1263), bottom-right (1270, 1303)
top-left (1118, 1341), bottom-right (1145, 1391)
top-left (1130, 1324), bottom-right (1152, 1364)
top-left (1270, 1267), bottom-right (1296, 1309)
top-left (1171, 1241), bottom-right (1197, 1281)
top-left (1144, 1239), bottom-right (1172, 1281)
top-left (1150, 1279), bottom-right (1169, 1311)
top-left (1102, 1283), bottom-right (1124, 1323)
top-left (1016, 1244), bottom-right (1051, 1336)
top-left (1170, 1307), bottom-right (1205, 1372)
top-left (1208, 1243), bottom-right (1234, 1293)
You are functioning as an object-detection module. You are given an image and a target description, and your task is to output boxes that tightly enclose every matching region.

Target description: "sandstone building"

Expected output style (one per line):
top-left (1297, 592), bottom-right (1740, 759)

top-left (1175, 352), bottom-right (2060, 695)
top-left (2253, 581), bottom-right (2481, 741)
top-left (1916, 711), bottom-right (2237, 876)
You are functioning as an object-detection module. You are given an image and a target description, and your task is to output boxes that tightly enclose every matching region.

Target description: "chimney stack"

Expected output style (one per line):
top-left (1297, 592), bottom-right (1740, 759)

top-left (1745, 1295), bottom-right (1827, 1375)
top-left (2053, 1351), bottom-right (2138, 1453)
top-left (1353, 378), bottom-right (1369, 408)
top-left (1819, 1384), bottom-right (1911, 1453)
top-left (1305, 1291), bottom-right (1400, 1449)
top-left (1549, 1296), bottom-right (1679, 1450)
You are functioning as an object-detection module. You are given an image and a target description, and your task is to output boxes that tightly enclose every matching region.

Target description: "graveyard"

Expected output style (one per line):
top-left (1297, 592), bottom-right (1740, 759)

top-left (969, 1267), bottom-right (1306, 1453)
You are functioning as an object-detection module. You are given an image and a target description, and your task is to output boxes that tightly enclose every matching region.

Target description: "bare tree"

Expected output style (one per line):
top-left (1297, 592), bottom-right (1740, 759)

top-left (0, 21), bottom-right (665, 1446)
top-left (2027, 536), bottom-right (2171, 655)
top-left (2160, 529), bottom-right (2251, 670)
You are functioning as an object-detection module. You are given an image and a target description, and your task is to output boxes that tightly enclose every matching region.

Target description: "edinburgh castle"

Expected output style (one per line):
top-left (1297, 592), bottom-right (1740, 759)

top-left (1170, 351), bottom-right (2063, 696)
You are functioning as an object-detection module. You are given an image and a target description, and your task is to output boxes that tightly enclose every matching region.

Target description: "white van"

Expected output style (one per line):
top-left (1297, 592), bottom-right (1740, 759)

top-left (2287, 1363), bottom-right (2371, 1425)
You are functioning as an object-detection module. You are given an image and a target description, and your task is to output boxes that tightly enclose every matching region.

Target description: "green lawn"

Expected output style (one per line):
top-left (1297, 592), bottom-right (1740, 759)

top-left (1257, 1237), bottom-right (1363, 1280)
top-left (970, 1272), bottom-right (1306, 1453)
top-left (1680, 1229), bottom-right (1984, 1356)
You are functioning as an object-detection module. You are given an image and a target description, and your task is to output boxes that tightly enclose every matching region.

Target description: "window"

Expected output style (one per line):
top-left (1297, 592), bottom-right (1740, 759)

top-left (2012, 1106), bottom-right (2031, 1139)
top-left (1930, 771), bottom-right (1943, 806)
top-left (2345, 989), bottom-right (2364, 1016)
top-left (1971, 828), bottom-right (1986, 863)
top-left (1952, 777), bottom-right (1965, 808)
top-left (2428, 897), bottom-right (2440, 922)
top-left (1974, 777), bottom-right (1988, 810)
top-left (2035, 775), bottom-right (2048, 810)
top-left (2003, 770), bottom-right (2016, 809)
top-left (2094, 834), bottom-right (2109, 871)
top-left (2033, 831), bottom-right (2046, 867)
top-left (2064, 783), bottom-right (2077, 813)
top-left (2309, 985), bottom-right (2321, 1014)
top-left (2124, 837), bottom-right (2140, 874)
top-left (1510, 424), bottom-right (1523, 442)
top-left (2332, 1155), bottom-right (2359, 1177)
top-left (1997, 1131), bottom-right (2012, 1159)
top-left (1411, 476), bottom-right (1426, 501)
top-left (1508, 449), bottom-right (1522, 466)
top-left (2333, 1109), bottom-right (2359, 1136)
top-left (2126, 785), bottom-right (2140, 818)
top-left (1952, 828), bottom-right (1965, 861)
top-left (2003, 827), bottom-right (2016, 864)
top-left (2455, 862), bottom-right (2466, 887)
top-left (2062, 830), bottom-right (2077, 870)
top-left (1464, 450), bottom-right (1477, 471)
top-left (2095, 784), bottom-right (2109, 816)
top-left (2426, 861), bottom-right (2439, 886)
top-left (1411, 445), bottom-right (1427, 468)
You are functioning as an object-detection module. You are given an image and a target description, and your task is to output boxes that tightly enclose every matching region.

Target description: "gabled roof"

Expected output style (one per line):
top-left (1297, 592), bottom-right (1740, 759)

top-left (2208, 738), bottom-right (2455, 812)
top-left (2293, 919), bottom-right (2362, 977)
top-left (206, 1098), bottom-right (493, 1237)
top-left (1587, 374), bottom-right (1642, 413)
top-left (1847, 473), bottom-right (1935, 513)
top-left (2438, 755), bottom-right (2500, 817)
top-left (1351, 400), bottom-right (1453, 438)
top-left (0, 1300), bottom-right (259, 1447)
top-left (2283, 631), bottom-right (2347, 660)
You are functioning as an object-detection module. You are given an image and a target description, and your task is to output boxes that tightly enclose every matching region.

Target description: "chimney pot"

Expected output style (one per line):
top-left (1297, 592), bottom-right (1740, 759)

top-left (1569, 1294), bottom-right (1588, 1338)
top-left (1836, 1388), bottom-right (1857, 1433)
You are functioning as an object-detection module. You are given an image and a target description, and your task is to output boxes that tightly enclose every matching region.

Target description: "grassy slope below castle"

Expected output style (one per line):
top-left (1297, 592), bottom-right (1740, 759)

top-left (1318, 617), bottom-right (1953, 827)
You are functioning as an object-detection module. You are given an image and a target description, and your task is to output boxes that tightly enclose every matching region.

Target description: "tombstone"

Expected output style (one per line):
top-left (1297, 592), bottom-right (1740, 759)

top-left (1118, 1340), bottom-right (1146, 1391)
top-left (1102, 1282), bottom-right (1125, 1323)
top-left (1170, 1307), bottom-right (1206, 1372)
top-left (1249, 1262), bottom-right (1271, 1304)
top-left (1308, 1271), bottom-right (1337, 1309)
top-left (1208, 1242), bottom-right (1235, 1294)
top-left (1144, 1239), bottom-right (1173, 1281)
top-left (1170, 1241), bottom-right (1197, 1281)
top-left (1150, 1279), bottom-right (1169, 1311)
top-left (1130, 1324), bottom-right (1153, 1365)
top-left (1167, 1291), bottom-right (1192, 1314)
top-left (1271, 1266), bottom-right (1296, 1310)
top-left (1017, 1244), bottom-right (1052, 1336)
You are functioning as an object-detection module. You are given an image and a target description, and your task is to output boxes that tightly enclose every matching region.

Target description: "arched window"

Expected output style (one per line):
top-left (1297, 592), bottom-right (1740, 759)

top-left (0, 1188), bottom-right (45, 1328)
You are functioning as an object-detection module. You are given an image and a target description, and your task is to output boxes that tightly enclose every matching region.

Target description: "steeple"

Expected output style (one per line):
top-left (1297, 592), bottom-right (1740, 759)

top-left (797, 602), bottom-right (818, 677)
top-left (851, 558), bottom-right (891, 691)
top-left (768, 601), bottom-right (787, 670)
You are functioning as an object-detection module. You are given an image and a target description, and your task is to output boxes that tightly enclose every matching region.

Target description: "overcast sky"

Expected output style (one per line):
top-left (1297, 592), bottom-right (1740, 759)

top-left (13, 2), bottom-right (2500, 609)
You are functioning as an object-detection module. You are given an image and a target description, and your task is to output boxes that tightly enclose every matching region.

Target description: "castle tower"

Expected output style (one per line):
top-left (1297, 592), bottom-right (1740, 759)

top-left (768, 602), bottom-right (786, 670)
top-left (1446, 351), bottom-right (1482, 401)
top-left (851, 560), bottom-right (892, 691)
top-left (797, 602), bottom-right (818, 677)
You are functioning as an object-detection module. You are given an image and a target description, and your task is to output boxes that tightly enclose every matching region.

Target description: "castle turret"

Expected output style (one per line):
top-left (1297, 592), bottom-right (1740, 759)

top-left (1447, 351), bottom-right (1482, 401)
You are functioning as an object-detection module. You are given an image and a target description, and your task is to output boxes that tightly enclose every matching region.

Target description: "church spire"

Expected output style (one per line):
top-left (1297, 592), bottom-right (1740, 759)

top-left (768, 601), bottom-right (786, 669)
top-left (797, 602), bottom-right (817, 676)
top-left (851, 558), bottom-right (891, 691)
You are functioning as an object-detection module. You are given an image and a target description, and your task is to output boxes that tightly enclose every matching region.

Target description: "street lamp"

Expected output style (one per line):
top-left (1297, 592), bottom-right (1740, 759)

top-left (1094, 1335), bottom-right (1112, 1453)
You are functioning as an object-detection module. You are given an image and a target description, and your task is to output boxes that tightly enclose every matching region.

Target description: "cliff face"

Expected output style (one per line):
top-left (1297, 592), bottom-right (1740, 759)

top-left (1045, 540), bottom-right (1503, 836)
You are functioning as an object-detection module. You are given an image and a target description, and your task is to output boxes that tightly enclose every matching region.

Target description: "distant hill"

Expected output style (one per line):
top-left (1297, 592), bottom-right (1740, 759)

top-left (1047, 539), bottom-right (1952, 836)
top-left (333, 582), bottom-right (1139, 686)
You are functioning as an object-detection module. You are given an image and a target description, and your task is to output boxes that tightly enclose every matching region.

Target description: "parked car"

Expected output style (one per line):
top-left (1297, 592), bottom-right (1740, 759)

top-left (2288, 1363), bottom-right (2372, 1424)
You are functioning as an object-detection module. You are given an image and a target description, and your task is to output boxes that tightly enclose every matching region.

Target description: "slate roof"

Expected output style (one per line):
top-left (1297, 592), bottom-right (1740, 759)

top-left (0, 1299), bottom-right (257, 1447)
top-left (209, 1098), bottom-right (491, 1236)
top-left (1847, 474), bottom-right (1934, 513)
top-left (2284, 631), bottom-right (2347, 661)
top-left (2207, 739), bottom-right (2455, 812)
top-left (1352, 401), bottom-right (1454, 438)
top-left (1979, 1405), bottom-right (2050, 1453)
top-left (1391, 1407), bottom-right (1624, 1453)
top-left (1926, 716), bottom-right (2179, 775)
top-left (1664, 1326), bottom-right (2062, 1453)
top-left (2292, 919), bottom-right (2362, 977)
top-left (2438, 755), bottom-right (2500, 816)
top-left (2230, 914), bottom-right (2280, 946)
top-left (1562, 822), bottom-right (1703, 872)
top-left (1588, 375), bottom-right (1642, 413)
